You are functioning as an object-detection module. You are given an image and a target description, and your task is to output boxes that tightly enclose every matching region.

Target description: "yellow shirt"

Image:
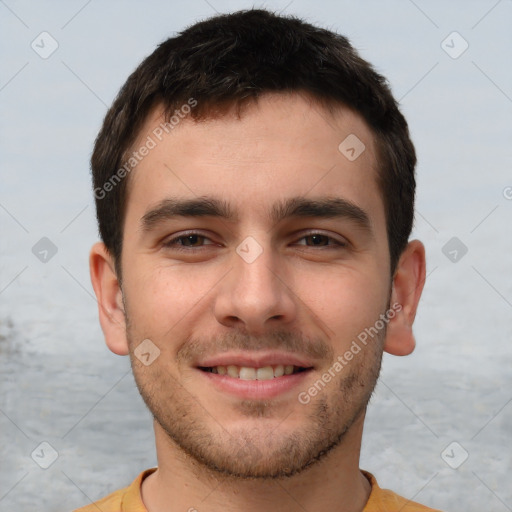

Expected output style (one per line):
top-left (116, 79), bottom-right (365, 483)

top-left (74, 468), bottom-right (441, 511)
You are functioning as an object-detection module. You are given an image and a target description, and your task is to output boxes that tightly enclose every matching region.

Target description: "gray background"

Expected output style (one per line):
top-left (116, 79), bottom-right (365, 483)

top-left (1, 1), bottom-right (511, 511)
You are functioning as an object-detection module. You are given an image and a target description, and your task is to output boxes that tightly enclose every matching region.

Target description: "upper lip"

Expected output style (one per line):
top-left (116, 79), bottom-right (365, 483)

top-left (196, 351), bottom-right (316, 369)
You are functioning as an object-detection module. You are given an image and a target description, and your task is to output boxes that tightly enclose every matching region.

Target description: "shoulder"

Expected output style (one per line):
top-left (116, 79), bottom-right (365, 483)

top-left (73, 468), bottom-right (156, 512)
top-left (362, 471), bottom-right (443, 512)
top-left (73, 487), bottom-right (126, 511)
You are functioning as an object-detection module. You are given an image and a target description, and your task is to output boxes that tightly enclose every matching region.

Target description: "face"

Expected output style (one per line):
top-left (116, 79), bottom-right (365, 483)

top-left (118, 94), bottom-right (392, 478)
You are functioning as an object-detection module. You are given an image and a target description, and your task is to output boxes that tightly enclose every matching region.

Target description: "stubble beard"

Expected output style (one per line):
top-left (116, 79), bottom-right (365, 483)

top-left (126, 319), bottom-right (384, 480)
top-left (123, 278), bottom-right (386, 480)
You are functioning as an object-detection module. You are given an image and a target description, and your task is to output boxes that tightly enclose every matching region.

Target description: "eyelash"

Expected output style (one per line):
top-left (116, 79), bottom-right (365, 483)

top-left (162, 231), bottom-right (348, 251)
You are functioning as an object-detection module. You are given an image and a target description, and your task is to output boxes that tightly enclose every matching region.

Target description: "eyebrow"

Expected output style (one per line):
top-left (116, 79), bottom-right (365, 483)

top-left (141, 196), bottom-right (372, 233)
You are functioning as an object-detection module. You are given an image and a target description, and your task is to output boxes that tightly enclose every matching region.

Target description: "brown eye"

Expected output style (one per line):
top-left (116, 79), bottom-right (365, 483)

top-left (163, 232), bottom-right (215, 250)
top-left (304, 234), bottom-right (329, 246)
top-left (177, 234), bottom-right (206, 247)
top-left (295, 232), bottom-right (347, 248)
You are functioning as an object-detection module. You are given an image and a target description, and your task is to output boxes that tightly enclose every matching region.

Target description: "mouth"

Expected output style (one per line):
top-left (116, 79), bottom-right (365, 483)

top-left (195, 353), bottom-right (315, 400)
top-left (198, 364), bottom-right (311, 380)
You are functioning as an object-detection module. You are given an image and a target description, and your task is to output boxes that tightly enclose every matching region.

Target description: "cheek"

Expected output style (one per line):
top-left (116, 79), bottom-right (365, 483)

top-left (294, 266), bottom-right (388, 348)
top-left (123, 262), bottom-right (216, 337)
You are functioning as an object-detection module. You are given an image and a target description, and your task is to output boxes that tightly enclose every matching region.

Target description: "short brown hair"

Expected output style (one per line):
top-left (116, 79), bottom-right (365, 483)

top-left (91, 8), bottom-right (416, 277)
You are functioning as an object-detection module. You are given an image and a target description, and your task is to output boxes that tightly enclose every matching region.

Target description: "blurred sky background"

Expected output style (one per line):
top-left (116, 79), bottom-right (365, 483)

top-left (0, 1), bottom-right (511, 511)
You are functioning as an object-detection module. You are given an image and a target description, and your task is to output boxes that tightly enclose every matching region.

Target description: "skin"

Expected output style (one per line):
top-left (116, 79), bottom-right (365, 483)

top-left (90, 92), bottom-right (426, 512)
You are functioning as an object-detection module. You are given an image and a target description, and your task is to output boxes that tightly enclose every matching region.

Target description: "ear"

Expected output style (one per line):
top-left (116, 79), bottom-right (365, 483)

top-left (383, 239), bottom-right (426, 356)
top-left (89, 242), bottom-right (129, 355)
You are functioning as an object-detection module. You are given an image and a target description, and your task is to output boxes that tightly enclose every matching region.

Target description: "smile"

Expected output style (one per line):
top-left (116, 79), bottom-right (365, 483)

top-left (198, 364), bottom-right (309, 380)
top-left (196, 357), bottom-right (314, 399)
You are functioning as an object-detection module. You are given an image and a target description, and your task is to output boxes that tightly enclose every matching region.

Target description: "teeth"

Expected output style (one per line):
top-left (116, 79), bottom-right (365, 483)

top-left (256, 366), bottom-right (274, 380)
top-left (227, 365), bottom-right (238, 378)
top-left (209, 364), bottom-right (301, 380)
top-left (239, 367), bottom-right (257, 380)
top-left (274, 365), bottom-right (284, 377)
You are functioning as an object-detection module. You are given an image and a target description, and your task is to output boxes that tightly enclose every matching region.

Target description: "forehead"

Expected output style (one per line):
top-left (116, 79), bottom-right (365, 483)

top-left (124, 93), bottom-right (384, 231)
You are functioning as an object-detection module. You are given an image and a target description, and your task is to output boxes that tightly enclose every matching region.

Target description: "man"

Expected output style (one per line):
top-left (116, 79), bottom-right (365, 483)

top-left (81, 8), bottom-right (438, 512)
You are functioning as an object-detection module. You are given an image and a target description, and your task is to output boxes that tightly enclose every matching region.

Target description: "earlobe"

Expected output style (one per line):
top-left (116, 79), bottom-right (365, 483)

top-left (89, 242), bottom-right (129, 356)
top-left (383, 240), bottom-right (426, 356)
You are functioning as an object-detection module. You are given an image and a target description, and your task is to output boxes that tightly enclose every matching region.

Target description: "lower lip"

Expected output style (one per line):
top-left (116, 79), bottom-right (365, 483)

top-left (197, 369), bottom-right (313, 400)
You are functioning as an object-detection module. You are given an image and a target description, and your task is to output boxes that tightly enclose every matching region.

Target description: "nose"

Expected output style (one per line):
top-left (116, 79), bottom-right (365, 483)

top-left (213, 239), bottom-right (297, 334)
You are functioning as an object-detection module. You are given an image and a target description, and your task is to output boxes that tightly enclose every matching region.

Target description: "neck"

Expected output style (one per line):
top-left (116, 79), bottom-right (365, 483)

top-left (141, 415), bottom-right (371, 512)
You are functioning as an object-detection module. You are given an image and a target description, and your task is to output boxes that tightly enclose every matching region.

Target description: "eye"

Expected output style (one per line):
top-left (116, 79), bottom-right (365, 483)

top-left (163, 232), bottom-right (216, 250)
top-left (294, 232), bottom-right (347, 248)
